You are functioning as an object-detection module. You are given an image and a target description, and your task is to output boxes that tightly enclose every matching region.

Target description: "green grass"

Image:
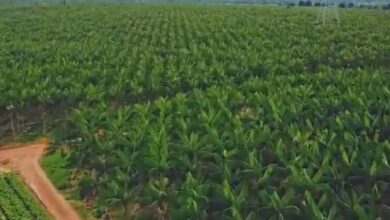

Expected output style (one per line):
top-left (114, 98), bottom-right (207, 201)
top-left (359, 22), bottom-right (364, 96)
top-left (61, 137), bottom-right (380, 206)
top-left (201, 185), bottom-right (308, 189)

top-left (40, 149), bottom-right (71, 190)
top-left (41, 149), bottom-right (96, 220)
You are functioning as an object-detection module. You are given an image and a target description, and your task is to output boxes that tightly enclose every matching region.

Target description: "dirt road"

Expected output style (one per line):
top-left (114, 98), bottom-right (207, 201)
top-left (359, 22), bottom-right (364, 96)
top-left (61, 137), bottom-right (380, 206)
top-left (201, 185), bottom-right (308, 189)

top-left (0, 139), bottom-right (80, 220)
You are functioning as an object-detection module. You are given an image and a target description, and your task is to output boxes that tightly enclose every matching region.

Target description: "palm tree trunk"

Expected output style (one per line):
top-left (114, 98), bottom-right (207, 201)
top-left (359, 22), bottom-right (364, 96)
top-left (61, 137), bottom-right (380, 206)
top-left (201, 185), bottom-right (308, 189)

top-left (123, 200), bottom-right (129, 217)
top-left (10, 112), bottom-right (16, 138)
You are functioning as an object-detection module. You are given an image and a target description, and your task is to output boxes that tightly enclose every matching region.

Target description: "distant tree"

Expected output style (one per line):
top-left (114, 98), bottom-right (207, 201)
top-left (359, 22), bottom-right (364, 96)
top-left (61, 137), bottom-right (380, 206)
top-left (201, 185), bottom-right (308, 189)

top-left (314, 2), bottom-right (321, 6)
top-left (297, 0), bottom-right (312, 6)
top-left (348, 2), bottom-right (354, 8)
top-left (338, 2), bottom-right (346, 8)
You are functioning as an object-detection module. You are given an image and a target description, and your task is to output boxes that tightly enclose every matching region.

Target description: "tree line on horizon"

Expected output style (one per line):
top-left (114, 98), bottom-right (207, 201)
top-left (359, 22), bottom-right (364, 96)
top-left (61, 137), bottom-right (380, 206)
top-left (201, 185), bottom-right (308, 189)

top-left (288, 0), bottom-right (390, 9)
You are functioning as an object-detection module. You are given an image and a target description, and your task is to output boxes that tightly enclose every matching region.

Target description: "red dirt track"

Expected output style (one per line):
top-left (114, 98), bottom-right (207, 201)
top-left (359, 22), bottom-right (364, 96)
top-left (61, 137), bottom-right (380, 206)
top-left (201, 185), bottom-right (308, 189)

top-left (0, 139), bottom-right (80, 220)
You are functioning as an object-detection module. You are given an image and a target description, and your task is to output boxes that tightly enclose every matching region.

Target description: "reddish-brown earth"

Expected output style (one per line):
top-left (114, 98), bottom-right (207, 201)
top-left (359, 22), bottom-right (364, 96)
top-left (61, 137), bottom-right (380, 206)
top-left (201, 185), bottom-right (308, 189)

top-left (0, 139), bottom-right (80, 220)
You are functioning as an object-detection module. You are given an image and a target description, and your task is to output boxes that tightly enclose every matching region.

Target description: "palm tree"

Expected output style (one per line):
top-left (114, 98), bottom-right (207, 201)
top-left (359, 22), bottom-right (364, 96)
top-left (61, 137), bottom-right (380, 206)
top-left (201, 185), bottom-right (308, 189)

top-left (105, 164), bottom-right (137, 216)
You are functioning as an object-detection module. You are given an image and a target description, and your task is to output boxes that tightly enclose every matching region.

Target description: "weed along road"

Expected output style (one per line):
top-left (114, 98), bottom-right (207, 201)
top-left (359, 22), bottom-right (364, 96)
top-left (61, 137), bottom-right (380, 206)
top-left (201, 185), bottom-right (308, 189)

top-left (0, 139), bottom-right (80, 220)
